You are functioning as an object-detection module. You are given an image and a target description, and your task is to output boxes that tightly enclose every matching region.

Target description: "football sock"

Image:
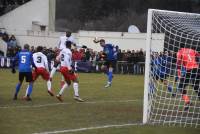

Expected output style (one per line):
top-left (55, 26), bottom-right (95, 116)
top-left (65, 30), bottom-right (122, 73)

top-left (15, 83), bottom-right (21, 96)
top-left (50, 67), bottom-right (56, 78)
top-left (182, 94), bottom-right (190, 104)
top-left (167, 84), bottom-right (173, 92)
top-left (150, 82), bottom-right (155, 94)
top-left (73, 82), bottom-right (79, 97)
top-left (47, 80), bottom-right (52, 91)
top-left (59, 83), bottom-right (69, 95)
top-left (108, 71), bottom-right (113, 83)
top-left (25, 83), bottom-right (33, 96)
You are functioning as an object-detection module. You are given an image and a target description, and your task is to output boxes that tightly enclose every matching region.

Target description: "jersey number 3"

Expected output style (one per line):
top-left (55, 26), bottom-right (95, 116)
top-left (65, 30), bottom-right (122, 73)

top-left (37, 56), bottom-right (42, 63)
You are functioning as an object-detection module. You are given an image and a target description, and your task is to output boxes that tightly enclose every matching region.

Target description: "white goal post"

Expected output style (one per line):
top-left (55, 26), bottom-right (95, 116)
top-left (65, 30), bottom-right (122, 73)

top-left (143, 9), bottom-right (200, 127)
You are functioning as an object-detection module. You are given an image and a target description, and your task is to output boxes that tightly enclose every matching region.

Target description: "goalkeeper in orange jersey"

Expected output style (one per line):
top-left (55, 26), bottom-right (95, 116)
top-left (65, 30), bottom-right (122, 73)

top-left (176, 45), bottom-right (200, 110)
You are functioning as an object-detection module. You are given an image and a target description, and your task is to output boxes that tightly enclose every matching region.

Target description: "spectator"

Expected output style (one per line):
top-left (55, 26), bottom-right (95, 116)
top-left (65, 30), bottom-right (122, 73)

top-left (8, 35), bottom-right (17, 48)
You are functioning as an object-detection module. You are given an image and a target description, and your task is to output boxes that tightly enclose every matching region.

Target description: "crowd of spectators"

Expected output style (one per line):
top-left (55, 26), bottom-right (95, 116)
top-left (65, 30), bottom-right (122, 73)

top-left (0, 31), bottom-right (21, 57)
top-left (0, 31), bottom-right (146, 74)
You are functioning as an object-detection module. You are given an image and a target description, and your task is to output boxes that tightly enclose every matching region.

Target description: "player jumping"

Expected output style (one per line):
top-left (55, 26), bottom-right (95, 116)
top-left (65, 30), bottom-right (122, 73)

top-left (50, 30), bottom-right (76, 87)
top-left (94, 38), bottom-right (117, 88)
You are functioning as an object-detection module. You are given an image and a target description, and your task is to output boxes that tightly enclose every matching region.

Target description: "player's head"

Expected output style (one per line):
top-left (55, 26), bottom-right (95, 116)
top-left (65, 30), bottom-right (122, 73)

top-left (37, 46), bottom-right (43, 52)
top-left (66, 41), bottom-right (72, 49)
top-left (24, 44), bottom-right (30, 50)
top-left (99, 39), bottom-right (106, 47)
top-left (66, 30), bottom-right (71, 37)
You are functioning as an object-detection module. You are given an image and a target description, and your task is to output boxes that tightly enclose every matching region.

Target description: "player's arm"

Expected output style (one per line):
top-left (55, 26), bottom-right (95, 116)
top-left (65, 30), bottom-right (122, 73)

top-left (44, 55), bottom-right (49, 72)
top-left (195, 51), bottom-right (200, 64)
top-left (57, 37), bottom-right (61, 49)
top-left (66, 55), bottom-right (73, 73)
top-left (31, 53), bottom-right (37, 69)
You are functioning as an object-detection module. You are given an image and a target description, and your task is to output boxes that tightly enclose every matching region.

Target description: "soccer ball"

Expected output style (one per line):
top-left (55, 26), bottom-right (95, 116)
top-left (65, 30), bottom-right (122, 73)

top-left (93, 37), bottom-right (100, 43)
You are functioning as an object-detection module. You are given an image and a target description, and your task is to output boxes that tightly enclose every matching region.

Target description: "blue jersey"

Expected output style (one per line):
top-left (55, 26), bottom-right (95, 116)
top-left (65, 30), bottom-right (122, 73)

top-left (153, 55), bottom-right (171, 77)
top-left (103, 44), bottom-right (115, 61)
top-left (14, 50), bottom-right (33, 72)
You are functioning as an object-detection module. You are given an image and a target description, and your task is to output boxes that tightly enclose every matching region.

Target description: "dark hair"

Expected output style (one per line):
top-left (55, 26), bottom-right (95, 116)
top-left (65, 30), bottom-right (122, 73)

top-left (24, 44), bottom-right (30, 50)
top-left (66, 31), bottom-right (71, 37)
top-left (99, 39), bottom-right (105, 43)
top-left (37, 46), bottom-right (43, 52)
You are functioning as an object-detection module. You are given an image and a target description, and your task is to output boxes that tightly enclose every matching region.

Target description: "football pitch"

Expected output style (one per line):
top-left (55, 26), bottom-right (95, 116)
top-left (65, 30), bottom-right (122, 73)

top-left (0, 69), bottom-right (199, 134)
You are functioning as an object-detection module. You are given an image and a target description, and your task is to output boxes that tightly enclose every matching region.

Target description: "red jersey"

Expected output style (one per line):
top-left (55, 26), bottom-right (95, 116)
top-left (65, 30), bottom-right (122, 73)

top-left (177, 48), bottom-right (200, 70)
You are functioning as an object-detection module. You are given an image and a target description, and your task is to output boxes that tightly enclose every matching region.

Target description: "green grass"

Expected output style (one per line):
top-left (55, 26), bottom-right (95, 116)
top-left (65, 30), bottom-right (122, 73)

top-left (0, 69), bottom-right (199, 134)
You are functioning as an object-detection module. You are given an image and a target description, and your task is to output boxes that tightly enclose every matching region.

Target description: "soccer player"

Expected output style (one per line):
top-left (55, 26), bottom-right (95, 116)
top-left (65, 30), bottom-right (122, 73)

top-left (176, 47), bottom-right (200, 110)
top-left (152, 51), bottom-right (173, 93)
top-left (97, 39), bottom-right (117, 88)
top-left (12, 44), bottom-right (35, 101)
top-left (55, 41), bottom-right (84, 102)
top-left (32, 46), bottom-right (54, 96)
top-left (50, 30), bottom-right (76, 87)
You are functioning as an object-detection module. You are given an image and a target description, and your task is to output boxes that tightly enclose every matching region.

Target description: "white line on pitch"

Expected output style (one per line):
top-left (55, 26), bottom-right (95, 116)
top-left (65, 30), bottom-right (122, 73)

top-left (0, 99), bottom-right (141, 109)
top-left (33, 123), bottom-right (142, 134)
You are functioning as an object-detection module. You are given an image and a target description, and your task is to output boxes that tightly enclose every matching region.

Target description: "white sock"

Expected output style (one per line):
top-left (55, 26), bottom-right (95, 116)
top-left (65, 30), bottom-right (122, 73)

top-left (61, 75), bottom-right (64, 82)
top-left (25, 85), bottom-right (29, 96)
top-left (50, 67), bottom-right (57, 78)
top-left (59, 83), bottom-right (69, 95)
top-left (73, 82), bottom-right (79, 97)
top-left (47, 80), bottom-right (51, 91)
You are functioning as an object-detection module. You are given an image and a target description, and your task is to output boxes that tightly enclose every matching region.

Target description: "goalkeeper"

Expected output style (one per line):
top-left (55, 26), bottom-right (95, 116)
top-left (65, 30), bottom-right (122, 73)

top-left (176, 46), bottom-right (200, 110)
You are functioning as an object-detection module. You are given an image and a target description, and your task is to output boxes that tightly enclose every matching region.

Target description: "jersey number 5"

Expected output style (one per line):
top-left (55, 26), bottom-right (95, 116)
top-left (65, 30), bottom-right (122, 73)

top-left (21, 56), bottom-right (26, 63)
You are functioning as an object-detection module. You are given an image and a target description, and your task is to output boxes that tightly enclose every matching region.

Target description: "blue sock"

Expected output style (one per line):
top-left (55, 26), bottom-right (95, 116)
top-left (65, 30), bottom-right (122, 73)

top-left (27, 83), bottom-right (33, 96)
top-left (167, 84), bottom-right (172, 92)
top-left (175, 76), bottom-right (179, 82)
top-left (150, 83), bottom-right (155, 94)
top-left (108, 71), bottom-right (113, 83)
top-left (15, 83), bottom-right (21, 96)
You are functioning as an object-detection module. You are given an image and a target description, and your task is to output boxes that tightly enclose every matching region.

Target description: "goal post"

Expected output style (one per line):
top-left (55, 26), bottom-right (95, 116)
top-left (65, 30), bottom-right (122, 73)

top-left (143, 9), bottom-right (200, 127)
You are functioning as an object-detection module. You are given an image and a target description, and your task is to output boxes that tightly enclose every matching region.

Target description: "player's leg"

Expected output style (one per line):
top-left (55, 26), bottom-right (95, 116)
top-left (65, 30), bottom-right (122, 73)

top-left (178, 72), bottom-right (190, 110)
top-left (56, 80), bottom-right (70, 102)
top-left (50, 60), bottom-right (60, 80)
top-left (41, 69), bottom-right (54, 96)
top-left (23, 72), bottom-right (33, 101)
top-left (191, 68), bottom-right (200, 100)
top-left (71, 74), bottom-right (84, 102)
top-left (104, 61), bottom-right (114, 88)
top-left (13, 72), bottom-right (24, 100)
top-left (163, 79), bottom-right (173, 93)
top-left (56, 67), bottom-right (70, 102)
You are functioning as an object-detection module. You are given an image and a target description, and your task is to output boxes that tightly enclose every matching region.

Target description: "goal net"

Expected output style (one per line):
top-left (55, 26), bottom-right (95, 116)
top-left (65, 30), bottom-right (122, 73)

top-left (143, 9), bottom-right (200, 128)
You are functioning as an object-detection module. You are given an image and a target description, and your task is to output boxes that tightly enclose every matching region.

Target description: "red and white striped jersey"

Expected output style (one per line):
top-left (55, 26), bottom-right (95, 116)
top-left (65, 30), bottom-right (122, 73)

top-left (33, 52), bottom-right (49, 71)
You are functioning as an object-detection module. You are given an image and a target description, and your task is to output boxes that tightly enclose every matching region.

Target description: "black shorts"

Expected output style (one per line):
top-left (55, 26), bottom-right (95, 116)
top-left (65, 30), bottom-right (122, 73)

top-left (19, 72), bottom-right (33, 82)
top-left (103, 60), bottom-right (116, 68)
